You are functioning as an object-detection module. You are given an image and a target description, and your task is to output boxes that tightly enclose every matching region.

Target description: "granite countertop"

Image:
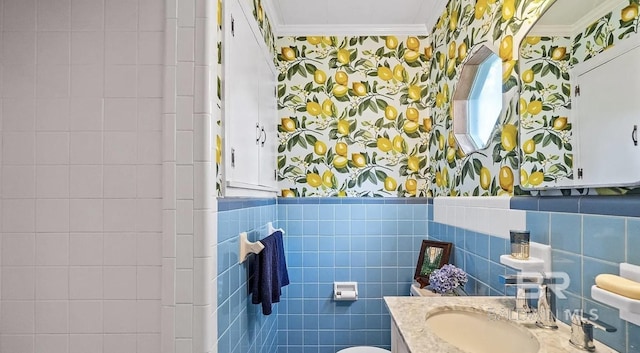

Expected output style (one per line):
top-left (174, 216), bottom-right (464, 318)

top-left (384, 296), bottom-right (617, 353)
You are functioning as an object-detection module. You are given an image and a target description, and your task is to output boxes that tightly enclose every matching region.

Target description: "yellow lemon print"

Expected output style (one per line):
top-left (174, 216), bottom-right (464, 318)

top-left (435, 171), bottom-right (443, 187)
top-left (281, 189), bottom-right (295, 197)
top-left (525, 36), bottom-right (541, 45)
top-left (408, 85), bottom-right (422, 101)
top-left (335, 71), bottom-right (349, 85)
top-left (448, 41), bottom-right (457, 60)
top-left (499, 35), bottom-right (513, 61)
top-left (520, 169), bottom-right (529, 185)
top-left (447, 131), bottom-right (456, 148)
top-left (352, 82), bottom-right (367, 96)
top-left (313, 70), bottom-right (327, 84)
top-left (307, 173), bottom-right (322, 187)
top-left (446, 148), bottom-right (456, 163)
top-left (307, 36), bottom-right (321, 45)
top-left (622, 4), bottom-right (639, 22)
top-left (403, 121), bottom-right (419, 134)
top-left (281, 47), bottom-right (296, 61)
top-left (337, 120), bottom-right (350, 135)
top-left (332, 85), bottom-right (348, 97)
top-left (281, 117), bottom-right (296, 132)
top-left (527, 100), bottom-right (543, 115)
top-left (306, 101), bottom-right (322, 116)
top-left (377, 66), bottom-right (393, 81)
top-left (501, 124), bottom-right (517, 151)
top-left (458, 42), bottom-right (468, 61)
top-left (502, 60), bottom-right (516, 83)
top-left (322, 170), bottom-right (334, 187)
top-left (407, 156), bottom-right (420, 172)
top-left (475, 0), bottom-right (487, 19)
top-left (404, 50), bottom-right (420, 63)
top-left (314, 141), bottom-right (327, 155)
top-left (479, 167), bottom-right (491, 190)
top-left (393, 64), bottom-right (405, 81)
top-left (438, 134), bottom-right (445, 151)
top-left (335, 142), bottom-right (348, 156)
top-left (449, 10), bottom-right (459, 31)
top-left (386, 36), bottom-right (399, 49)
top-left (352, 153), bottom-right (366, 167)
top-left (377, 137), bottom-right (392, 152)
top-left (499, 166), bottom-right (514, 193)
top-left (333, 156), bottom-right (348, 168)
top-left (406, 108), bottom-right (419, 122)
top-left (405, 179), bottom-right (417, 194)
top-left (385, 106), bottom-right (398, 120)
top-left (424, 46), bottom-right (433, 60)
top-left (216, 135), bottom-right (222, 164)
top-left (553, 117), bottom-right (567, 130)
top-left (322, 99), bottom-right (334, 116)
top-left (529, 171), bottom-right (544, 186)
top-left (522, 69), bottom-right (534, 84)
top-left (423, 117), bottom-right (432, 132)
top-left (337, 49), bottom-right (351, 64)
top-left (502, 0), bottom-right (515, 21)
top-left (523, 139), bottom-right (535, 154)
top-left (406, 36), bottom-right (420, 51)
top-left (551, 47), bottom-right (566, 61)
top-left (384, 177), bottom-right (397, 191)
top-left (392, 136), bottom-right (405, 153)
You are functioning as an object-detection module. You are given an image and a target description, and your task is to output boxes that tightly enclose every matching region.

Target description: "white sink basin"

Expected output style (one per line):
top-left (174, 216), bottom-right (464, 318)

top-left (425, 307), bottom-right (540, 353)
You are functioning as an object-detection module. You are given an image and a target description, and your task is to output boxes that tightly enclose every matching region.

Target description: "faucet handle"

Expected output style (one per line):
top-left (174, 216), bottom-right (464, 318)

top-left (569, 314), bottom-right (616, 352)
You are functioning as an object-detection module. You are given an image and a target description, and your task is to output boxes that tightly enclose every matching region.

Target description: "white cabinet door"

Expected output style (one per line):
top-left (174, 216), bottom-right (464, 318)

top-left (574, 43), bottom-right (640, 187)
top-left (224, 0), bottom-right (278, 195)
top-left (391, 320), bottom-right (411, 353)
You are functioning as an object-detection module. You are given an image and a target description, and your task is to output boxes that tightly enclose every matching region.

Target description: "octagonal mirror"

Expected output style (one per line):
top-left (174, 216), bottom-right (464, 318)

top-left (453, 45), bottom-right (503, 154)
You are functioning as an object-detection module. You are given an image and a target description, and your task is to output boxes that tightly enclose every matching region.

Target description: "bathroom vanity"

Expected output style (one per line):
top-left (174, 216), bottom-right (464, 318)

top-left (384, 296), bottom-right (617, 353)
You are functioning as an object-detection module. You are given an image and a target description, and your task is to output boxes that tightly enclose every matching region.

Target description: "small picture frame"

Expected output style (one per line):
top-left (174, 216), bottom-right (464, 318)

top-left (414, 240), bottom-right (453, 288)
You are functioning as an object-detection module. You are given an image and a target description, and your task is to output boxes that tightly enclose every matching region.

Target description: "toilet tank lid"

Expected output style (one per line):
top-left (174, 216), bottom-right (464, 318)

top-left (337, 347), bottom-right (391, 353)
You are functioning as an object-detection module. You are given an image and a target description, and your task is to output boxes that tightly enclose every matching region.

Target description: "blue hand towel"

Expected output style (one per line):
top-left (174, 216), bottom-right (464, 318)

top-left (250, 230), bottom-right (289, 315)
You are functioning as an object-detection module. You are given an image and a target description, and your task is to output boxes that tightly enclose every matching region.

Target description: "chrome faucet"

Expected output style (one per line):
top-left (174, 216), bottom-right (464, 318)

top-left (569, 314), bottom-right (616, 352)
top-left (499, 273), bottom-right (558, 329)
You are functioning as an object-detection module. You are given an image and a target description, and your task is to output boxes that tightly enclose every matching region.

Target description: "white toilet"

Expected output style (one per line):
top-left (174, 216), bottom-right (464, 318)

top-left (337, 347), bottom-right (390, 353)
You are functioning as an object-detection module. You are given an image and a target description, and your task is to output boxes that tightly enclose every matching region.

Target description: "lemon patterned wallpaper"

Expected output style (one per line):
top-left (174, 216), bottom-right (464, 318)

top-left (276, 36), bottom-right (432, 197)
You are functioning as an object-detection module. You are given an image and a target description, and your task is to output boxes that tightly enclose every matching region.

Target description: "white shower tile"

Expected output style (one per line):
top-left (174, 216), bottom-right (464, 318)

top-left (35, 199), bottom-right (70, 233)
top-left (3, 64), bottom-right (36, 98)
top-left (104, 199), bottom-right (137, 232)
top-left (36, 132), bottom-right (69, 165)
top-left (71, 32), bottom-right (104, 65)
top-left (3, 0), bottom-right (36, 30)
top-left (35, 301), bottom-right (68, 333)
top-left (138, 65), bottom-right (164, 98)
top-left (176, 200), bottom-right (193, 234)
top-left (193, 66), bottom-right (210, 115)
top-left (137, 300), bottom-right (161, 332)
top-left (105, 31), bottom-right (138, 65)
top-left (3, 132), bottom-right (35, 165)
top-left (71, 0), bottom-right (104, 31)
top-left (104, 165), bottom-right (136, 198)
top-left (70, 165), bottom-right (103, 198)
top-left (137, 233), bottom-right (162, 267)
top-left (36, 267), bottom-right (69, 300)
top-left (139, 32), bottom-right (164, 65)
top-left (104, 334), bottom-right (136, 353)
top-left (37, 32), bottom-right (70, 65)
top-left (4, 98), bottom-right (36, 132)
top-left (37, 0), bottom-right (70, 31)
top-left (138, 131), bottom-right (163, 164)
top-left (162, 258), bottom-right (176, 306)
top-left (176, 131), bottom-right (193, 165)
top-left (103, 300), bottom-right (137, 333)
top-left (69, 267), bottom-right (102, 299)
top-left (104, 132), bottom-right (137, 164)
top-left (163, 115), bottom-right (177, 162)
top-left (193, 257), bottom-right (213, 305)
top-left (69, 334), bottom-right (102, 353)
top-left (176, 96), bottom-right (194, 131)
top-left (69, 98), bottom-right (103, 131)
top-left (36, 98), bottom-right (70, 131)
top-left (36, 65), bottom-right (70, 98)
top-left (137, 165), bottom-right (162, 198)
top-left (69, 301), bottom-right (103, 333)
top-left (138, 98), bottom-right (163, 131)
top-left (105, 0), bottom-right (138, 31)
top-left (103, 233), bottom-right (137, 266)
top-left (137, 266), bottom-right (161, 300)
top-left (104, 98), bottom-right (137, 131)
top-left (71, 65), bottom-right (104, 98)
top-left (177, 27), bottom-right (195, 62)
top-left (104, 267), bottom-right (137, 299)
top-left (177, 0), bottom-right (195, 27)
top-left (176, 234), bottom-right (193, 269)
top-left (137, 199), bottom-right (163, 232)
top-left (69, 234), bottom-right (103, 266)
top-left (139, 0), bottom-right (165, 31)
top-left (175, 269), bottom-right (193, 303)
top-left (176, 165), bottom-right (194, 200)
top-left (3, 165), bottom-right (36, 198)
top-left (163, 210), bottom-right (177, 258)
top-left (3, 31), bottom-right (36, 66)
top-left (1, 335), bottom-right (35, 353)
top-left (1, 300), bottom-right (35, 333)
top-left (69, 199), bottom-right (103, 232)
top-left (1, 232), bottom-right (36, 266)
top-left (137, 334), bottom-right (161, 353)
top-left (2, 267), bottom-right (35, 299)
top-left (165, 20), bottom-right (178, 67)
top-left (2, 199), bottom-right (36, 232)
top-left (36, 233), bottom-right (69, 265)
top-left (104, 65), bottom-right (137, 98)
top-left (174, 304), bottom-right (193, 338)
top-left (35, 333), bottom-right (69, 353)
top-left (194, 18), bottom-right (207, 66)
top-left (176, 62), bottom-right (194, 96)
top-left (70, 132), bottom-right (103, 164)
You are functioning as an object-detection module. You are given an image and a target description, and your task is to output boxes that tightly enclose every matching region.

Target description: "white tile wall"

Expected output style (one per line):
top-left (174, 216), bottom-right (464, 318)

top-left (433, 196), bottom-right (526, 238)
top-left (0, 0), bottom-right (165, 352)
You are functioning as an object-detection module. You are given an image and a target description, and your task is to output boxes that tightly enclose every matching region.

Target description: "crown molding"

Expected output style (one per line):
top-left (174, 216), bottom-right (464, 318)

top-left (571, 0), bottom-right (626, 35)
top-left (274, 24), bottom-right (430, 37)
top-left (528, 25), bottom-right (573, 37)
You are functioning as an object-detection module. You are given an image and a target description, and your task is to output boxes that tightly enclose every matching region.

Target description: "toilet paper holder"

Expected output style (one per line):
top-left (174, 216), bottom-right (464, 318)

top-left (334, 282), bottom-right (358, 301)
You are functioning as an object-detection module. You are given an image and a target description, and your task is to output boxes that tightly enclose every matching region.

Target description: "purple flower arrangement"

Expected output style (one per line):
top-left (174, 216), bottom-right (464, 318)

top-left (429, 264), bottom-right (468, 294)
